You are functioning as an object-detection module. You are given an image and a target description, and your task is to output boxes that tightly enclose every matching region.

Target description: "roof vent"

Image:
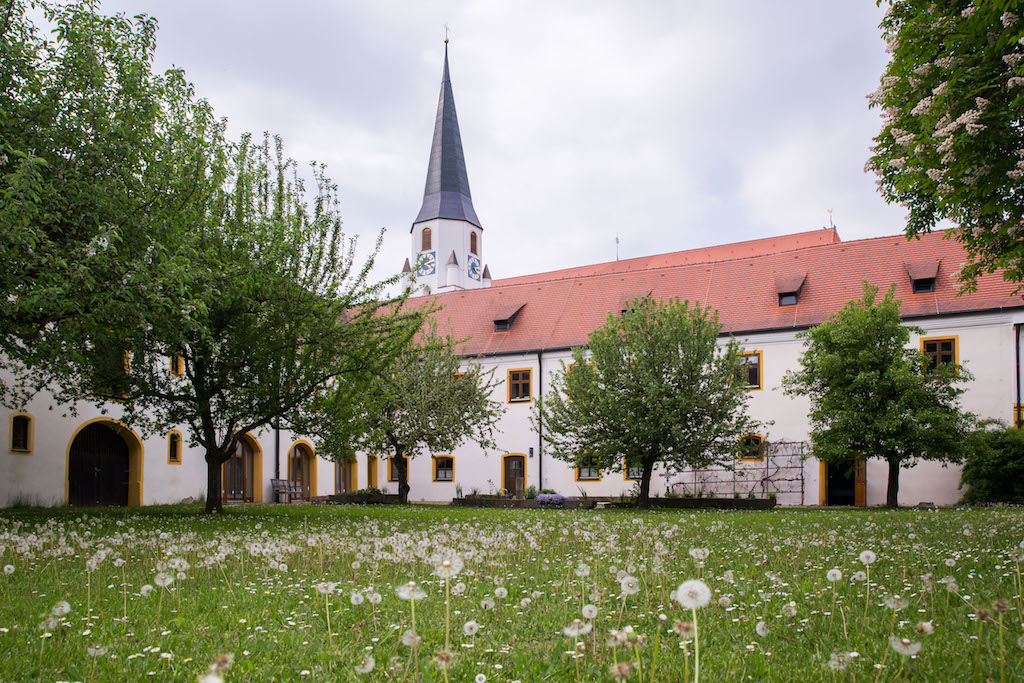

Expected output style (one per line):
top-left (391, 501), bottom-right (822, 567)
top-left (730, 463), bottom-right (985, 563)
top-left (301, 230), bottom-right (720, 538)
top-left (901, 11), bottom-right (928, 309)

top-left (493, 303), bottom-right (525, 332)
top-left (905, 260), bottom-right (939, 294)
top-left (776, 273), bottom-right (806, 307)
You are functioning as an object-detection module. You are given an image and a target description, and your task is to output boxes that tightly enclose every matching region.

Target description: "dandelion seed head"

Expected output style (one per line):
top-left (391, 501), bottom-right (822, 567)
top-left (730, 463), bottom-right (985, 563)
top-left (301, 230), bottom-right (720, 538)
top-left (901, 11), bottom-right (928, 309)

top-left (675, 580), bottom-right (711, 609)
top-left (859, 550), bottom-right (877, 565)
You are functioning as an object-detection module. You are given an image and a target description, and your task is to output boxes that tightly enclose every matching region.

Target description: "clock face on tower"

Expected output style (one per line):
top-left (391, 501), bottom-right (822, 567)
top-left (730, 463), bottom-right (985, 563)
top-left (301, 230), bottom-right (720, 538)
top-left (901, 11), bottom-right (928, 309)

top-left (467, 254), bottom-right (482, 281)
top-left (416, 251), bottom-right (436, 276)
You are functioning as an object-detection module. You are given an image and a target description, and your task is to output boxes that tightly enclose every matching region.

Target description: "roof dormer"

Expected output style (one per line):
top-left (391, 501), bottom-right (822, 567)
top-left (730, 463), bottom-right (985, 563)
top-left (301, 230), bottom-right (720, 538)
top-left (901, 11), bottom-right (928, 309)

top-left (905, 260), bottom-right (939, 294)
top-left (776, 273), bottom-right (806, 307)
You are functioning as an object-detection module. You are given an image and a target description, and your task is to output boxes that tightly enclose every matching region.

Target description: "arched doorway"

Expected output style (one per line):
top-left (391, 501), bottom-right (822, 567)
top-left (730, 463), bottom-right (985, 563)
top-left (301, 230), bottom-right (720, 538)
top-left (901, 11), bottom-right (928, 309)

top-left (288, 442), bottom-right (316, 501)
top-left (68, 421), bottom-right (141, 507)
top-left (223, 437), bottom-right (256, 503)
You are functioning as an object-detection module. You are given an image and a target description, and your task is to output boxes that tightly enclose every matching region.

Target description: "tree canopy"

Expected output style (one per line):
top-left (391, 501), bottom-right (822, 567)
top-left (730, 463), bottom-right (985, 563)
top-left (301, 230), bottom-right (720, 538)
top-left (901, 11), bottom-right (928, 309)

top-left (783, 282), bottom-right (974, 507)
top-left (306, 320), bottom-right (505, 503)
top-left (536, 297), bottom-right (756, 508)
top-left (867, 0), bottom-right (1024, 290)
top-left (1, 1), bottom-right (415, 512)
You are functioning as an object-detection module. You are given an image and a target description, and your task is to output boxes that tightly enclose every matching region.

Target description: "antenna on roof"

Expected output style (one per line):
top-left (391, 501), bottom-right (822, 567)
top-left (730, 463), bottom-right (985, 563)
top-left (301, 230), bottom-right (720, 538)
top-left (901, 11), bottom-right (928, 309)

top-left (443, 23), bottom-right (451, 44)
top-left (826, 208), bottom-right (834, 229)
top-left (615, 234), bottom-right (620, 261)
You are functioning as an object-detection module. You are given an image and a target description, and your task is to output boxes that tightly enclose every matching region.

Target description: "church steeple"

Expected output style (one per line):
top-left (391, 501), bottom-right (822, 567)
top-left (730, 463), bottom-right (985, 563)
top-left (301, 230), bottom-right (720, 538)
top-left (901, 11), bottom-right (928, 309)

top-left (412, 42), bottom-right (481, 229)
top-left (408, 41), bottom-right (489, 295)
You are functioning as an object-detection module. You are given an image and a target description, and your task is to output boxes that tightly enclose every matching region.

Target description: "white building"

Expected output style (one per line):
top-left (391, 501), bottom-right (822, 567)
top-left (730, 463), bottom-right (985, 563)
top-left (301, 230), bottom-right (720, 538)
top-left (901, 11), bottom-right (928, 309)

top-left (3, 46), bottom-right (1023, 508)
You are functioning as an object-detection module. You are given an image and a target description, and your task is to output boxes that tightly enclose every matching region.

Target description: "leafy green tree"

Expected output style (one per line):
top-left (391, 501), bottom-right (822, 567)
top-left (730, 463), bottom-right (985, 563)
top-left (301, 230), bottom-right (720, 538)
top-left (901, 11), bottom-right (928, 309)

top-left (1, 0), bottom-right (228, 394)
top-left (867, 0), bottom-right (1024, 290)
top-left (309, 320), bottom-right (506, 504)
top-left (536, 297), bottom-right (756, 508)
top-left (28, 134), bottom-right (416, 513)
top-left (960, 420), bottom-right (1024, 505)
top-left (783, 282), bottom-right (974, 507)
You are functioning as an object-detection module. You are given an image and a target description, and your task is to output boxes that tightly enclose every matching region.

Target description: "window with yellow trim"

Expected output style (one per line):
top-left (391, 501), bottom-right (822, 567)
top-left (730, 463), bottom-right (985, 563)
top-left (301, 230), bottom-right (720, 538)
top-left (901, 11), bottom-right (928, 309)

top-left (9, 413), bottom-right (32, 454)
top-left (623, 456), bottom-right (643, 481)
top-left (169, 355), bottom-right (184, 377)
top-left (433, 456), bottom-right (454, 482)
top-left (576, 453), bottom-right (601, 481)
top-left (735, 351), bottom-right (762, 390)
top-left (388, 456), bottom-right (408, 482)
top-left (167, 430), bottom-right (183, 465)
top-left (367, 455), bottom-right (378, 488)
top-left (921, 336), bottom-right (957, 373)
top-left (1014, 404), bottom-right (1023, 429)
top-left (738, 434), bottom-right (765, 462)
top-left (508, 369), bottom-right (532, 403)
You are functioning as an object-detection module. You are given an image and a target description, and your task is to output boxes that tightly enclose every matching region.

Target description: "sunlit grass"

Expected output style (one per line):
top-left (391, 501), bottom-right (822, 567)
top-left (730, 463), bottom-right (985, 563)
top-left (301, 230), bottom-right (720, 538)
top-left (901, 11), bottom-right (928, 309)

top-left (1, 503), bottom-right (1022, 681)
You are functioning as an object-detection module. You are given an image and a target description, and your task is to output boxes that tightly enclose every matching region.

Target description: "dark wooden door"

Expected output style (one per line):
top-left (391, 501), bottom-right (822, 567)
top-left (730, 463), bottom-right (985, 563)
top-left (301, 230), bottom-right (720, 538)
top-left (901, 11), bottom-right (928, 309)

top-left (504, 456), bottom-right (525, 497)
top-left (69, 423), bottom-right (129, 507)
top-left (223, 440), bottom-right (254, 502)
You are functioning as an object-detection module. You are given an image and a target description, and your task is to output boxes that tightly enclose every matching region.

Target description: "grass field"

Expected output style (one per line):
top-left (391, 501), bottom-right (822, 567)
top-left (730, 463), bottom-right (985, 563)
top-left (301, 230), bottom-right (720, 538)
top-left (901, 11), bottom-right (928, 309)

top-left (0, 503), bottom-right (1022, 682)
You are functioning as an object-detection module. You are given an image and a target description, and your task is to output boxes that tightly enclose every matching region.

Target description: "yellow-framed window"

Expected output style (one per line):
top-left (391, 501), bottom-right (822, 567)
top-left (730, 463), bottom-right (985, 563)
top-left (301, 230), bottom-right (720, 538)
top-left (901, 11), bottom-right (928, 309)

top-left (167, 430), bottom-right (183, 465)
top-left (388, 456), bottom-right (407, 482)
top-left (367, 454), bottom-right (378, 488)
top-left (433, 456), bottom-right (454, 482)
top-left (736, 351), bottom-right (762, 390)
top-left (738, 434), bottom-right (765, 462)
top-left (169, 355), bottom-right (185, 377)
top-left (623, 456), bottom-right (643, 481)
top-left (920, 336), bottom-right (958, 373)
top-left (9, 412), bottom-right (33, 455)
top-left (508, 368), bottom-right (532, 403)
top-left (1014, 404), bottom-right (1023, 429)
top-left (575, 453), bottom-right (602, 481)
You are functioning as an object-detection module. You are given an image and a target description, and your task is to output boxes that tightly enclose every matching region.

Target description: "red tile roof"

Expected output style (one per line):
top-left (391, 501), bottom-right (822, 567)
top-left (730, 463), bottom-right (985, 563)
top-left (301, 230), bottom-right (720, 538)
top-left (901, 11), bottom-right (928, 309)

top-left (493, 228), bottom-right (841, 286)
top-left (410, 229), bottom-right (1023, 356)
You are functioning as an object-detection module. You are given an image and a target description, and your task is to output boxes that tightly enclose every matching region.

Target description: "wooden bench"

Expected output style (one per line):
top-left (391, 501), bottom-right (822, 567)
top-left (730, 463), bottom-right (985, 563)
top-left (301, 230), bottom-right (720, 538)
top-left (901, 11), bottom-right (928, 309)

top-left (270, 479), bottom-right (305, 503)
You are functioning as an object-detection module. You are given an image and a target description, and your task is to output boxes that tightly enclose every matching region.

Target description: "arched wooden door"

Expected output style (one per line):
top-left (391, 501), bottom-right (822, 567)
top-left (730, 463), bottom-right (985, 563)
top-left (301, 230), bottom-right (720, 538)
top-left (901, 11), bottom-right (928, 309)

top-left (288, 443), bottom-right (313, 500)
top-left (69, 423), bottom-right (129, 506)
top-left (223, 438), bottom-right (256, 503)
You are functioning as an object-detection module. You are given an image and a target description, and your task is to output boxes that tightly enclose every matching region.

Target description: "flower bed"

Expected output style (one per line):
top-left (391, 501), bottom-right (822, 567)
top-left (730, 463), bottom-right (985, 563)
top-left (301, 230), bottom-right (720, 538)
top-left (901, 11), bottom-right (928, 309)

top-left (328, 492), bottom-right (401, 505)
top-left (603, 496), bottom-right (777, 510)
top-left (450, 496), bottom-right (597, 509)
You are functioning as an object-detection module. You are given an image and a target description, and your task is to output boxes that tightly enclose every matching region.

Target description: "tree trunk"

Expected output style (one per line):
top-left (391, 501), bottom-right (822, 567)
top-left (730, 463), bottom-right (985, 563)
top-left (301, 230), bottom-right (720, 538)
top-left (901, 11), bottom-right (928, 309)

top-left (886, 456), bottom-right (900, 508)
top-left (395, 447), bottom-right (410, 504)
top-left (636, 460), bottom-right (654, 509)
top-left (205, 449), bottom-right (224, 513)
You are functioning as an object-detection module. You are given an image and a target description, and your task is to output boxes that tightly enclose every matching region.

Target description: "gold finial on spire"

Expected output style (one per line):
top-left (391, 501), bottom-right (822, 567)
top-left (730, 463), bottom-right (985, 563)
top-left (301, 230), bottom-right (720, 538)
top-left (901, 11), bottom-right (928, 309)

top-left (443, 23), bottom-right (451, 44)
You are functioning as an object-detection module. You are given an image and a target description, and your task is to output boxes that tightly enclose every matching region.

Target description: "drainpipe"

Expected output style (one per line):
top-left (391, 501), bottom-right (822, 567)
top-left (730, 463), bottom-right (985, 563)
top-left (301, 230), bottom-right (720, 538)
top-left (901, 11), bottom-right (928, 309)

top-left (274, 419), bottom-right (281, 481)
top-left (537, 350), bottom-right (544, 491)
top-left (1016, 323), bottom-right (1022, 428)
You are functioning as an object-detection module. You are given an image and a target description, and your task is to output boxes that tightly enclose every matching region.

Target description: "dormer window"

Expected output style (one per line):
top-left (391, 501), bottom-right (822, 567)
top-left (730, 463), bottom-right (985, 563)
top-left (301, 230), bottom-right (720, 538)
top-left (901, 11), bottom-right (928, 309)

top-left (906, 260), bottom-right (939, 294)
top-left (776, 273), bottom-right (806, 307)
top-left (470, 232), bottom-right (478, 255)
top-left (421, 227), bottom-right (432, 251)
top-left (493, 303), bottom-right (525, 333)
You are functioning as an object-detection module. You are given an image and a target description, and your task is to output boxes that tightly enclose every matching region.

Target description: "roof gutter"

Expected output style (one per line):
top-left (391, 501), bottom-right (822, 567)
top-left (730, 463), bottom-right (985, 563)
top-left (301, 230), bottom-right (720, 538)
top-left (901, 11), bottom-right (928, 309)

top-left (537, 350), bottom-right (544, 491)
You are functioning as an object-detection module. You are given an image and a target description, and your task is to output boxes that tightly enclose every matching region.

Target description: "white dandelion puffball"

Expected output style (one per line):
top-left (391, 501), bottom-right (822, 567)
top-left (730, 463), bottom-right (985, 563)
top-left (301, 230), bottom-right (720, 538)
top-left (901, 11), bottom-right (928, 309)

top-left (400, 628), bottom-right (421, 647)
top-left (354, 655), bottom-right (375, 674)
top-left (575, 563), bottom-right (591, 578)
top-left (433, 555), bottom-right (464, 579)
top-left (889, 636), bottom-right (922, 656)
top-left (619, 575), bottom-right (640, 596)
top-left (452, 582), bottom-right (467, 596)
top-left (3, 565), bottom-right (14, 575)
top-left (481, 597), bottom-right (495, 610)
top-left (755, 620), bottom-right (770, 637)
top-left (368, 591), bottom-right (382, 605)
top-left (51, 601), bottom-right (71, 617)
top-left (852, 571), bottom-right (867, 582)
top-left (350, 592), bottom-right (365, 606)
top-left (675, 580), bottom-right (712, 609)
top-left (396, 581), bottom-right (426, 601)
top-left (688, 548), bottom-right (710, 561)
top-left (140, 584), bottom-right (153, 597)
top-left (826, 569), bottom-right (842, 582)
top-left (494, 586), bottom-right (508, 599)
top-left (463, 620), bottom-right (480, 636)
top-left (563, 619), bottom-right (593, 637)
top-left (582, 604), bottom-right (598, 619)
top-left (475, 674), bottom-right (487, 683)
top-left (154, 572), bottom-right (174, 588)
top-left (859, 550), bottom-right (877, 565)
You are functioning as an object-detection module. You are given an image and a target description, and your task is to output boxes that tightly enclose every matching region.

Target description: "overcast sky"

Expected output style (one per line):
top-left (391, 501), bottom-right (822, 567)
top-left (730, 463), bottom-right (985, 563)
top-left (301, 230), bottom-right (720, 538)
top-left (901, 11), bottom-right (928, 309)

top-left (97, 0), bottom-right (904, 284)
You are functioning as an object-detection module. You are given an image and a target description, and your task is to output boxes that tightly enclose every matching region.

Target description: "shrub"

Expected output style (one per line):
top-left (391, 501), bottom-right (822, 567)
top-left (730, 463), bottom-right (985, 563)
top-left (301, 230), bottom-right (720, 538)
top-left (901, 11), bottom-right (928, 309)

top-left (961, 423), bottom-right (1024, 504)
top-left (535, 493), bottom-right (566, 506)
top-left (525, 485), bottom-right (539, 499)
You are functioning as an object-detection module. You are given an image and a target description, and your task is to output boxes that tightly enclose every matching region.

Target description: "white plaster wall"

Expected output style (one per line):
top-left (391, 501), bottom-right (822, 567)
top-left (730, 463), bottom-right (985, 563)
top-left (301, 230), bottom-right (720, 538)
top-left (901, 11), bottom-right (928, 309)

top-left (410, 218), bottom-right (484, 294)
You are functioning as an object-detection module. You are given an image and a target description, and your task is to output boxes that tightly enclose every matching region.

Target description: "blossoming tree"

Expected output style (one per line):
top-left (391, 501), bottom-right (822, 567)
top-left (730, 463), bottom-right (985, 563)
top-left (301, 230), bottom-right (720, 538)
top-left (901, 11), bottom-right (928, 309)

top-left (867, 1), bottom-right (1024, 290)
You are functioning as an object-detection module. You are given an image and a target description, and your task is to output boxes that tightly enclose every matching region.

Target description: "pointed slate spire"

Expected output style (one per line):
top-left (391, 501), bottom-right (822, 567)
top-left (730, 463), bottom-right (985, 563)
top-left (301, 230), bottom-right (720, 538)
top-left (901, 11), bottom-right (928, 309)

top-left (412, 42), bottom-right (482, 230)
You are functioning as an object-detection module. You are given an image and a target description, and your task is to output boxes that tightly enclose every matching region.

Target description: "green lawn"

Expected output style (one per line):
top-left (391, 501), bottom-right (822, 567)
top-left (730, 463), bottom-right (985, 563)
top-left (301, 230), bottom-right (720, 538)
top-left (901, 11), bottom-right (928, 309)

top-left (0, 504), bottom-right (1021, 681)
